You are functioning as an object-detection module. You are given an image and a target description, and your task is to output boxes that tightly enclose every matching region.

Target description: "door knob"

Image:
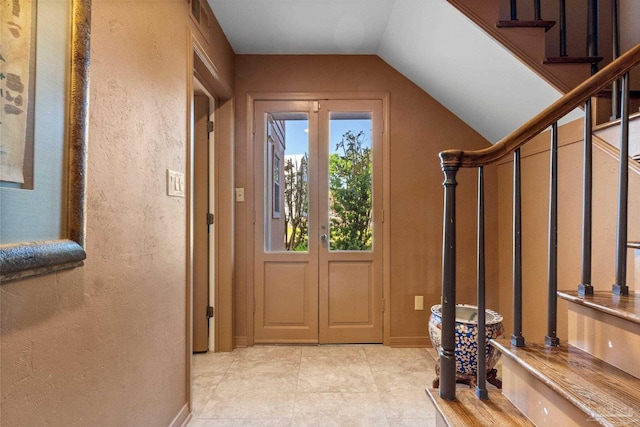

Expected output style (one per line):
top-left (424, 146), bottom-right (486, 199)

top-left (320, 234), bottom-right (328, 243)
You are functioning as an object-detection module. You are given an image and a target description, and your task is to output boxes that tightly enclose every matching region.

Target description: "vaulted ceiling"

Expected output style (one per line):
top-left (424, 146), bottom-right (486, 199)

top-left (208, 0), bottom-right (581, 143)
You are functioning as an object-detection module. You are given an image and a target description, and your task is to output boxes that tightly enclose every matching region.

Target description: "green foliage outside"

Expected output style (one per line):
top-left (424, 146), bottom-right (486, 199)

top-left (284, 154), bottom-right (308, 251)
top-left (282, 130), bottom-right (372, 251)
top-left (329, 130), bottom-right (372, 251)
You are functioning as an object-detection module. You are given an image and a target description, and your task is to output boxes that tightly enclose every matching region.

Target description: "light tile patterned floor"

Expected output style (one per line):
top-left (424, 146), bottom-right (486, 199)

top-left (188, 345), bottom-right (440, 426)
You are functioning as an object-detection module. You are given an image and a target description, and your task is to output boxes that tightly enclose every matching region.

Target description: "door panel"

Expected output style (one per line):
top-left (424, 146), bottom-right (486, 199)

top-left (319, 100), bottom-right (383, 344)
top-left (263, 262), bottom-right (311, 326)
top-left (254, 98), bottom-right (383, 344)
top-left (327, 261), bottom-right (373, 324)
top-left (254, 101), bottom-right (319, 344)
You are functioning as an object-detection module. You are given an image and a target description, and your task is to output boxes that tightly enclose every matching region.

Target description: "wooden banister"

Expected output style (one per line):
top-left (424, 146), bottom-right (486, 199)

top-left (440, 44), bottom-right (640, 169)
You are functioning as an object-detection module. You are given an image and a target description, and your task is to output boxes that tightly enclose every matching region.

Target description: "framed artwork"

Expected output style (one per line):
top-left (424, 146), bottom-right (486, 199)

top-left (1, 0), bottom-right (36, 188)
top-left (0, 0), bottom-right (91, 281)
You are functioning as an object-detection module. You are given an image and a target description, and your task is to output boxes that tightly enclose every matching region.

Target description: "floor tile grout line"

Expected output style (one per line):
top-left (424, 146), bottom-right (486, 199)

top-left (291, 346), bottom-right (303, 422)
top-left (365, 346), bottom-right (390, 423)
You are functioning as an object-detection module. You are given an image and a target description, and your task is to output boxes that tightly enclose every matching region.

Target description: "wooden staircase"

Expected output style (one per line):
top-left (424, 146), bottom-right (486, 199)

top-left (448, 0), bottom-right (601, 94)
top-left (427, 2), bottom-right (640, 425)
top-left (428, 265), bottom-right (640, 426)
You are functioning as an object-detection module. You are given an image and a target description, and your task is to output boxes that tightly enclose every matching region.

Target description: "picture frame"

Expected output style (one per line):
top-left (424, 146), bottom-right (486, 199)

top-left (0, 0), bottom-right (91, 282)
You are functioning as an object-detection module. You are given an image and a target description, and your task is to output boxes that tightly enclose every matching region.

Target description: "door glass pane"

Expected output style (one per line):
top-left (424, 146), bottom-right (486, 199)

top-left (328, 112), bottom-right (373, 251)
top-left (264, 112), bottom-right (309, 252)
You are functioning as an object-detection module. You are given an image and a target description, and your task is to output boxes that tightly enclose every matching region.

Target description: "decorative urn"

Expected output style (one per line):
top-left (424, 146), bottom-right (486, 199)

top-left (428, 304), bottom-right (504, 380)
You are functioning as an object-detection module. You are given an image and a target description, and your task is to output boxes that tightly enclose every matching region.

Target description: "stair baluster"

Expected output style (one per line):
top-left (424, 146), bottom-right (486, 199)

top-left (506, 0), bottom-right (541, 21)
top-left (512, 148), bottom-right (526, 347)
top-left (546, 123), bottom-right (560, 347)
top-left (476, 167), bottom-right (488, 399)
top-left (587, 0), bottom-right (600, 75)
top-left (559, 0), bottom-right (567, 57)
top-left (613, 72), bottom-right (630, 296)
top-left (533, 0), bottom-right (541, 21)
top-left (611, 0), bottom-right (621, 120)
top-left (579, 98), bottom-right (594, 296)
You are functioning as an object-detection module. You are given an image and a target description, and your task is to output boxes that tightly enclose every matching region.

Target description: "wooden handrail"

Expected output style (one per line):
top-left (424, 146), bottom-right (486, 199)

top-left (440, 43), bottom-right (640, 169)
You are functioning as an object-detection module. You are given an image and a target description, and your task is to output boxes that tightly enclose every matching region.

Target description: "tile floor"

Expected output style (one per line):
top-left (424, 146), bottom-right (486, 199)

top-left (188, 345), bottom-right (441, 426)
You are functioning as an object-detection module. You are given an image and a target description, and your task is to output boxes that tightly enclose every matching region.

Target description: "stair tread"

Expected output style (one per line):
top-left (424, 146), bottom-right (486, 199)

top-left (492, 339), bottom-right (640, 426)
top-left (558, 290), bottom-right (640, 325)
top-left (544, 56), bottom-right (604, 64)
top-left (496, 20), bottom-right (555, 31)
top-left (425, 388), bottom-right (534, 426)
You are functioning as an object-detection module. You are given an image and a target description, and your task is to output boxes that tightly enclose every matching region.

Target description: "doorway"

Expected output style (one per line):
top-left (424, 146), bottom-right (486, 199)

top-left (253, 99), bottom-right (384, 344)
top-left (192, 79), bottom-right (216, 353)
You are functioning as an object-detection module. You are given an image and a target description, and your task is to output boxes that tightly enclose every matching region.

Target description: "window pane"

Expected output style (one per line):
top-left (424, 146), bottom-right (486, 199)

top-left (328, 112), bottom-right (373, 251)
top-left (264, 113), bottom-right (309, 252)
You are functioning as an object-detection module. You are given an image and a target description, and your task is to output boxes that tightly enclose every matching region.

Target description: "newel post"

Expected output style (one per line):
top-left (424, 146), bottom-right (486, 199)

top-left (440, 152), bottom-right (460, 401)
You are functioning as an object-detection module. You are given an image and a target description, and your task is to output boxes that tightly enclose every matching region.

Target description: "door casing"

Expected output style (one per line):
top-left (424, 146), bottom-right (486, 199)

top-left (192, 87), bottom-right (214, 353)
top-left (246, 92), bottom-right (391, 346)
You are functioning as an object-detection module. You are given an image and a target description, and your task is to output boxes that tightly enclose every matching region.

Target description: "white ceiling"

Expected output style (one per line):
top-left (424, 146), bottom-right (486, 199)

top-left (208, 0), bottom-right (581, 143)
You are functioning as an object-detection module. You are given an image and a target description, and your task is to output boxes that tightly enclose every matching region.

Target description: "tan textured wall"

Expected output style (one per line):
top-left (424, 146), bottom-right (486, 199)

top-left (233, 55), bottom-right (498, 346)
top-left (0, 1), bottom-right (234, 425)
top-left (497, 118), bottom-right (640, 341)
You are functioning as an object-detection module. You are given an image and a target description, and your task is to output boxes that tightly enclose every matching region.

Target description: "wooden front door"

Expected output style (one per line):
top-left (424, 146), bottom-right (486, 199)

top-left (254, 99), bottom-right (383, 344)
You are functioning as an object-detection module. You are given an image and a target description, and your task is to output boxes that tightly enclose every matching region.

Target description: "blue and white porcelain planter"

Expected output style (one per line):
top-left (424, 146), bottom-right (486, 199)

top-left (428, 304), bottom-right (504, 376)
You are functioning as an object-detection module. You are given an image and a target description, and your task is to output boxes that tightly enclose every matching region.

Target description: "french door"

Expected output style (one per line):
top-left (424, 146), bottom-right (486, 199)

top-left (254, 99), bottom-right (383, 344)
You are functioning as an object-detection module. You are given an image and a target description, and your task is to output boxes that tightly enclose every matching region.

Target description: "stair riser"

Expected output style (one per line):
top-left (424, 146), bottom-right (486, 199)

top-left (502, 358), bottom-right (598, 426)
top-left (567, 303), bottom-right (640, 379)
top-left (594, 115), bottom-right (640, 157)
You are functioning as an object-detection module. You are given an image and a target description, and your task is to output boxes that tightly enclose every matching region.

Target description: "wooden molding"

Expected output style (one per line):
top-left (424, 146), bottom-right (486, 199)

top-left (388, 336), bottom-right (430, 348)
top-left (234, 336), bottom-right (247, 348)
top-left (593, 134), bottom-right (640, 175)
top-left (495, 118), bottom-right (640, 177)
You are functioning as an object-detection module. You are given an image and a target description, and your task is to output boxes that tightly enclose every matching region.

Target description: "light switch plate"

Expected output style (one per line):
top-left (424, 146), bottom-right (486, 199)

top-left (167, 169), bottom-right (185, 197)
top-left (235, 188), bottom-right (245, 202)
top-left (415, 295), bottom-right (424, 311)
